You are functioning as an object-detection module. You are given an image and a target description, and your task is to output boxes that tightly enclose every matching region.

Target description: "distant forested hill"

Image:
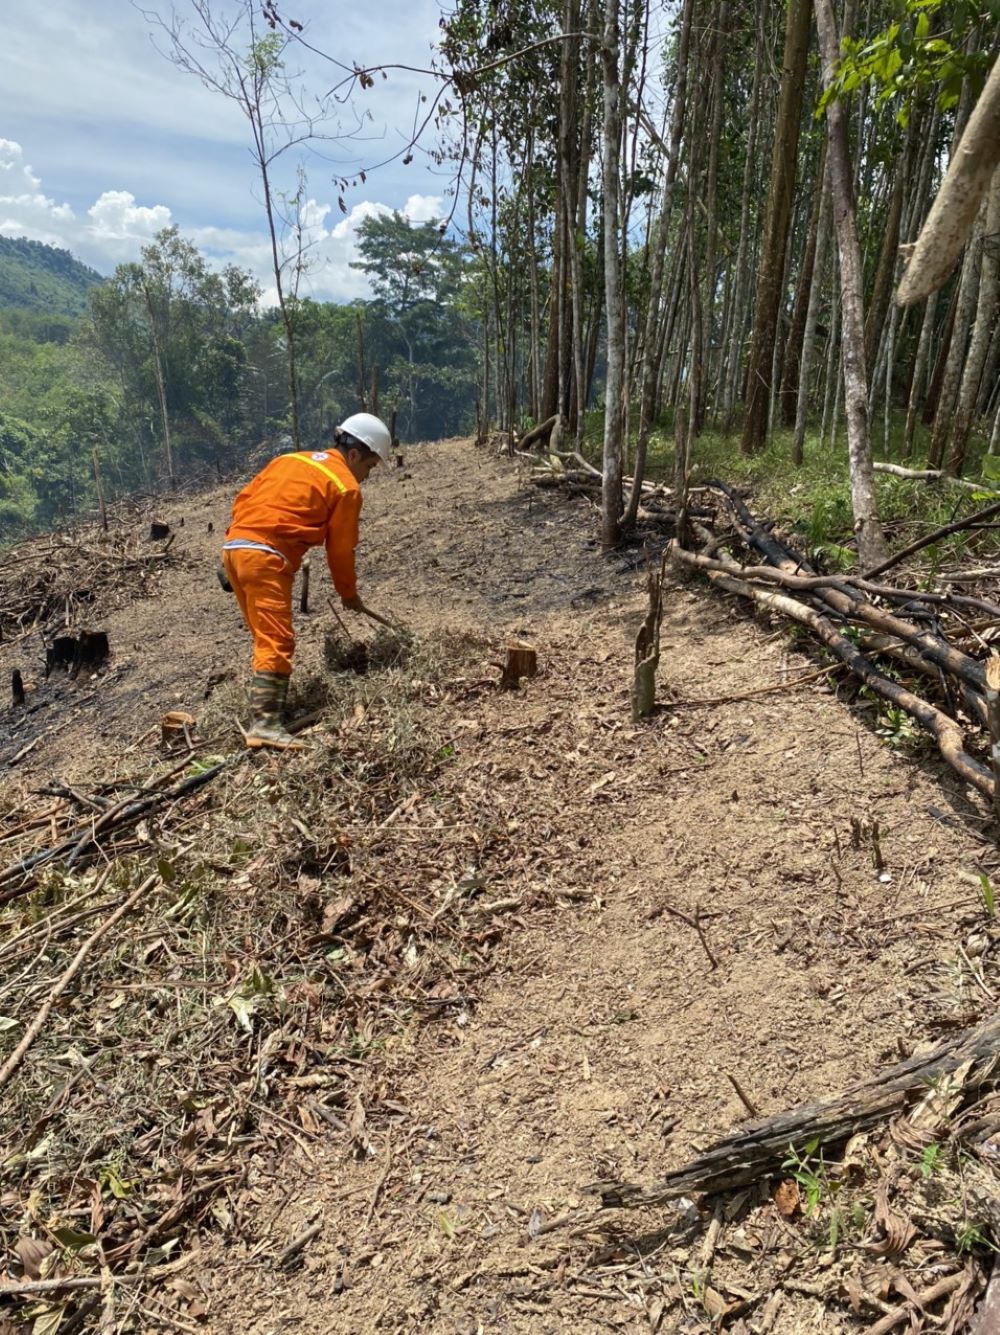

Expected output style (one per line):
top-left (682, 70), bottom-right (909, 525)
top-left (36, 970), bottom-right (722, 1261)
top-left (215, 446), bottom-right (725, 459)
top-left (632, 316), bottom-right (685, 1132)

top-left (0, 236), bottom-right (103, 316)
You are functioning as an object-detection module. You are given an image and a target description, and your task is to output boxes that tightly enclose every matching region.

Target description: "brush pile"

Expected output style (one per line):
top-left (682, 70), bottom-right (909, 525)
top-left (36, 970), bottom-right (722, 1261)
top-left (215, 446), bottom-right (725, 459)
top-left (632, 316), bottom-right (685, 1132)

top-left (0, 508), bottom-right (183, 642)
top-left (669, 481), bottom-right (1000, 807)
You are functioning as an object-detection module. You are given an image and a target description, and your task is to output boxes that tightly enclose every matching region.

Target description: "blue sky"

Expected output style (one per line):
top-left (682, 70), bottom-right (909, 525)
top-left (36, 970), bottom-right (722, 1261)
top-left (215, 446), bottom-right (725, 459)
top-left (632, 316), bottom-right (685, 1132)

top-left (1, 0), bottom-right (454, 302)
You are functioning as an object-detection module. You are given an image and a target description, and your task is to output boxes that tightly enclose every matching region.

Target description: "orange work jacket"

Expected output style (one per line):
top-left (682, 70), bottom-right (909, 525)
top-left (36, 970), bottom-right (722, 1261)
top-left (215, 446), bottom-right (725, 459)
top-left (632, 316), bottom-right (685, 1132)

top-left (225, 450), bottom-right (362, 599)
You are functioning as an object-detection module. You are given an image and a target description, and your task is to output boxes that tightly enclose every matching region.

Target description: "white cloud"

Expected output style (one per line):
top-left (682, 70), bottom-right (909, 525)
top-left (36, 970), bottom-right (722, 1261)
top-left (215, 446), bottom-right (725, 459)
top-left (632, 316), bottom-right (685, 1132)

top-left (0, 136), bottom-right (447, 305)
top-left (402, 193), bottom-right (445, 223)
top-left (86, 192), bottom-right (174, 260)
top-left (0, 140), bottom-right (77, 246)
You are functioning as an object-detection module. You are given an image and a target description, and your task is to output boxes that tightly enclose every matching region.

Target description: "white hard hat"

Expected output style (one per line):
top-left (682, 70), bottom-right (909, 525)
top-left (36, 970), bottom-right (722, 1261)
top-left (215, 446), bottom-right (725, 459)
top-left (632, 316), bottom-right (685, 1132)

top-left (337, 412), bottom-right (393, 463)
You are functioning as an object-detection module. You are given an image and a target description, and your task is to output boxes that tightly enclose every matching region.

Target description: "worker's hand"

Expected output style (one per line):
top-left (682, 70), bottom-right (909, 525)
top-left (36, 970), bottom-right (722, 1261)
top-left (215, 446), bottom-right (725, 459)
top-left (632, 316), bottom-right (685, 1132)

top-left (341, 594), bottom-right (365, 613)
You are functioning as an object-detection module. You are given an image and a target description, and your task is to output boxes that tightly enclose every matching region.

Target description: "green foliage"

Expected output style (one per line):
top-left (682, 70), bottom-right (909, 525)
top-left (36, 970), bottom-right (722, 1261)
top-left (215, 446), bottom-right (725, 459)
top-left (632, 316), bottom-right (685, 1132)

top-left (920, 1142), bottom-right (944, 1178)
top-left (823, 0), bottom-right (1000, 123)
top-left (623, 414), bottom-right (994, 571)
top-left (0, 235), bottom-right (103, 315)
top-left (977, 873), bottom-right (996, 921)
top-left (351, 212), bottom-right (476, 439)
top-left (783, 1138), bottom-right (832, 1216)
top-left (875, 704), bottom-right (924, 751)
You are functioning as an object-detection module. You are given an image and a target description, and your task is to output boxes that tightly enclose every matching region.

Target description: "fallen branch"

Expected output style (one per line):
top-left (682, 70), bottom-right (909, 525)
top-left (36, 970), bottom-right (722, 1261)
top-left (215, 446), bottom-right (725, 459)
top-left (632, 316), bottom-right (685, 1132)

top-left (597, 1011), bottom-right (999, 1207)
top-left (671, 544), bottom-right (993, 798)
top-left (667, 664), bottom-right (845, 708)
top-left (862, 498), bottom-right (1000, 582)
top-left (873, 460), bottom-right (992, 496)
top-left (0, 759), bottom-right (233, 899)
top-left (275, 1219), bottom-right (323, 1268)
top-left (0, 1275), bottom-right (145, 1297)
top-left (0, 873), bottom-right (157, 1092)
top-left (516, 414), bottom-right (559, 452)
top-left (861, 1269), bottom-right (967, 1335)
top-left (659, 901), bottom-right (718, 970)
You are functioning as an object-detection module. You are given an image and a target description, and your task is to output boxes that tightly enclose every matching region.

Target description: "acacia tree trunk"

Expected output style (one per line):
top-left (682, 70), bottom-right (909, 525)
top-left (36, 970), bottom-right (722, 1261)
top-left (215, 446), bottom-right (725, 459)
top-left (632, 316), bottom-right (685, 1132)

top-left (815, 0), bottom-right (887, 568)
top-left (694, 0), bottom-right (728, 434)
top-left (722, 7), bottom-right (766, 429)
top-left (946, 168), bottom-right (1000, 475)
top-left (903, 290), bottom-right (936, 457)
top-left (570, 0), bottom-right (598, 445)
top-left (780, 140), bottom-right (828, 428)
top-left (740, 0), bottom-right (812, 455)
top-left (929, 200), bottom-right (985, 469)
top-left (623, 0), bottom-right (694, 528)
top-left (864, 157), bottom-right (906, 380)
top-left (601, 0), bottom-right (625, 550)
top-left (793, 163), bottom-right (832, 465)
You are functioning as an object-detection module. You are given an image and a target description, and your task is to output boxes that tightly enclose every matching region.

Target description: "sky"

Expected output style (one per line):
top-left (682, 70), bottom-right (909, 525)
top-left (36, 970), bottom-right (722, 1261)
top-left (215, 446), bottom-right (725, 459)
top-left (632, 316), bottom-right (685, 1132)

top-left (1, 0), bottom-right (456, 303)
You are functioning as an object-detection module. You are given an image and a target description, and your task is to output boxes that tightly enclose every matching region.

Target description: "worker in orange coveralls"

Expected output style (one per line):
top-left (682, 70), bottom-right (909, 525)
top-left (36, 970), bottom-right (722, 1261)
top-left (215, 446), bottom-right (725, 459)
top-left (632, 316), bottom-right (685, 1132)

top-left (222, 412), bottom-right (392, 750)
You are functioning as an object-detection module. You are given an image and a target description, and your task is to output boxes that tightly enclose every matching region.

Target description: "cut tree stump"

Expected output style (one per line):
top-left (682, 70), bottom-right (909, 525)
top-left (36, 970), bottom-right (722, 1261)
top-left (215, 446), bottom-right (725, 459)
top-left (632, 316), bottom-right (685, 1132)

top-left (160, 710), bottom-right (196, 749)
top-left (150, 521), bottom-right (171, 541)
top-left (11, 669), bottom-right (25, 707)
top-left (632, 552), bottom-right (668, 720)
top-left (45, 631), bottom-right (110, 679)
top-left (500, 642), bottom-right (538, 691)
top-left (598, 1011), bottom-right (1000, 1208)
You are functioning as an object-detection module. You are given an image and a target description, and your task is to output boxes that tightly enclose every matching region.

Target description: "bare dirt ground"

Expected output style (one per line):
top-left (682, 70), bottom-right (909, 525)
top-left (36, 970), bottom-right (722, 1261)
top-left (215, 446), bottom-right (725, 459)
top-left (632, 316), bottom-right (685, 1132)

top-left (2, 439), bottom-right (997, 1334)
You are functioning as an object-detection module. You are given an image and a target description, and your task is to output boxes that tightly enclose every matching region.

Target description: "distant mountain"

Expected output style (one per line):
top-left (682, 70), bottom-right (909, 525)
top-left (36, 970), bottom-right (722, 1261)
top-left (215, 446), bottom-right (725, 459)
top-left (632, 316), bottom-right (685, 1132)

top-left (0, 235), bottom-right (103, 317)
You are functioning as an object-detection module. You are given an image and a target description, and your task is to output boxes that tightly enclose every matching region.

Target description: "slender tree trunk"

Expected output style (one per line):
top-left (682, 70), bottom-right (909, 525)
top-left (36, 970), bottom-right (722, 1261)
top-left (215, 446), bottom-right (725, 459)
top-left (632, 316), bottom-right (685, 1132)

top-left (526, 132), bottom-right (541, 422)
top-left (781, 141), bottom-right (828, 427)
top-left (694, 0), bottom-right (727, 435)
top-left (143, 281), bottom-right (175, 489)
top-left (740, 0), bottom-right (812, 455)
top-left (929, 202), bottom-right (985, 469)
top-left (863, 157), bottom-right (906, 380)
top-left (722, 8), bottom-right (766, 429)
top-left (623, 0), bottom-right (693, 527)
top-left (793, 164), bottom-right (832, 465)
top-left (815, 0), bottom-right (886, 567)
top-left (946, 168), bottom-right (1000, 475)
top-left (903, 290), bottom-right (936, 457)
top-left (601, 0), bottom-right (625, 550)
top-left (820, 268), bottom-right (841, 449)
top-left (922, 285), bottom-right (958, 426)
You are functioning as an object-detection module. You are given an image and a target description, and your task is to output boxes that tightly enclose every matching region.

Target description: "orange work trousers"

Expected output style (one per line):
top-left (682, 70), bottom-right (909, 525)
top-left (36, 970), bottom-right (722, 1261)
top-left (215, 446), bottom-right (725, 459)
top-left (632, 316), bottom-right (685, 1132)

top-left (223, 548), bottom-right (295, 675)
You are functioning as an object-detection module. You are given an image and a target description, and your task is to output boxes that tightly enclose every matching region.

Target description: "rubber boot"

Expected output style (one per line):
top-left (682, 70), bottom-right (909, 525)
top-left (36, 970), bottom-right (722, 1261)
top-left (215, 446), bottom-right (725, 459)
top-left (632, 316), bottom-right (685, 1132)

top-left (244, 671), bottom-right (305, 751)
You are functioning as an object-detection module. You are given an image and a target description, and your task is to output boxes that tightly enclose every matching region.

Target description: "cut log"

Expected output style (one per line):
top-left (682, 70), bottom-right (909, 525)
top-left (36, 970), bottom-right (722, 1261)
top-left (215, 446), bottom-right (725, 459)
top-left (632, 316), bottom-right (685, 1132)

top-left (598, 1011), bottom-right (999, 1208)
top-left (873, 460), bottom-right (993, 496)
top-left (500, 642), bottom-right (538, 691)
